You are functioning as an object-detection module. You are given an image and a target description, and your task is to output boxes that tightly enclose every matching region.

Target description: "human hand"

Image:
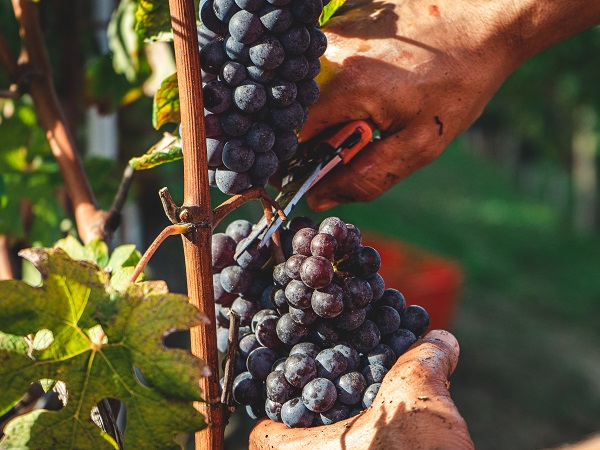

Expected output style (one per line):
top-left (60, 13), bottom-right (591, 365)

top-left (248, 330), bottom-right (474, 450)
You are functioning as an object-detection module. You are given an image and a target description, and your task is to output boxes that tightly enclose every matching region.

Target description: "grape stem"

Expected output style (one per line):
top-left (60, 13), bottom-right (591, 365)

top-left (221, 311), bottom-right (241, 409)
top-left (212, 186), bottom-right (287, 228)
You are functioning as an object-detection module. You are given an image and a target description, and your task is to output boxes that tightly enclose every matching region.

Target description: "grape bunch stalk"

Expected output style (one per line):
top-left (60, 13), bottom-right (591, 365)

top-left (211, 215), bottom-right (432, 428)
top-left (198, 0), bottom-right (328, 194)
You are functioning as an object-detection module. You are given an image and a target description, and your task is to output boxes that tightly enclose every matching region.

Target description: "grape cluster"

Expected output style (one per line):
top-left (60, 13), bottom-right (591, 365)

top-left (212, 216), bottom-right (431, 427)
top-left (198, 0), bottom-right (328, 194)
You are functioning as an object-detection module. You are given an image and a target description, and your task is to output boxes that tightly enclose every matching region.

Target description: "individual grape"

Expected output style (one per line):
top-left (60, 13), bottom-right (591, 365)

top-left (245, 122), bottom-right (275, 152)
top-left (214, 273), bottom-right (237, 305)
top-left (333, 342), bottom-right (361, 371)
top-left (273, 262), bottom-right (292, 286)
top-left (284, 279), bottom-right (313, 309)
top-left (200, 0), bottom-right (229, 36)
top-left (220, 60), bottom-right (247, 87)
top-left (259, 4), bottom-right (293, 33)
top-left (315, 348), bottom-right (348, 381)
top-left (304, 27), bottom-right (327, 59)
top-left (271, 101), bottom-right (304, 130)
top-left (246, 402), bottom-right (266, 420)
top-left (292, 228), bottom-right (318, 255)
top-left (318, 217), bottom-right (347, 243)
top-left (249, 36), bottom-right (285, 70)
top-left (338, 246), bottom-right (381, 278)
top-left (320, 401), bottom-right (350, 425)
top-left (247, 347), bottom-right (279, 381)
top-left (309, 320), bottom-right (339, 347)
top-left (362, 364), bottom-right (388, 385)
top-left (288, 216), bottom-right (316, 232)
top-left (305, 57), bottom-right (321, 79)
top-left (276, 313), bottom-right (309, 345)
top-left (236, 236), bottom-right (270, 269)
top-left (205, 113), bottom-right (225, 137)
top-left (232, 371), bottom-right (263, 405)
top-left (233, 80), bottom-right (267, 113)
top-left (272, 129), bottom-right (298, 161)
top-left (213, 0), bottom-right (240, 22)
top-left (255, 315), bottom-right (284, 348)
top-left (201, 69), bottom-right (218, 83)
top-left (222, 139), bottom-right (255, 172)
top-left (366, 273), bottom-right (385, 302)
top-left (349, 319), bottom-right (381, 353)
top-left (284, 254), bottom-right (307, 279)
top-left (249, 150), bottom-right (279, 183)
top-left (281, 397), bottom-right (315, 428)
top-left (217, 326), bottom-right (230, 353)
top-left (267, 78), bottom-right (297, 107)
top-left (220, 265), bottom-right (254, 294)
top-left (278, 55), bottom-right (309, 82)
top-left (310, 233), bottom-right (337, 259)
top-left (212, 232), bottom-right (236, 268)
top-left (246, 65), bottom-right (275, 83)
top-left (401, 305), bottom-right (430, 337)
top-left (280, 25), bottom-right (310, 55)
top-left (289, 305), bottom-right (318, 325)
top-left (366, 344), bottom-right (396, 369)
top-left (289, 342), bottom-right (321, 359)
top-left (292, 0), bottom-right (323, 23)
top-left (224, 34), bottom-right (250, 62)
top-left (370, 305), bottom-right (401, 335)
top-left (226, 219), bottom-right (253, 243)
top-left (239, 332), bottom-right (261, 358)
top-left (231, 296), bottom-right (261, 326)
top-left (203, 80), bottom-right (232, 114)
top-left (235, 0), bottom-right (265, 11)
top-left (251, 308), bottom-right (278, 331)
top-left (302, 378), bottom-right (337, 413)
top-left (300, 256), bottom-right (334, 289)
top-left (283, 353), bottom-right (317, 388)
top-left (376, 288), bottom-right (407, 313)
top-left (271, 287), bottom-right (288, 310)
top-left (362, 383), bottom-right (381, 409)
top-left (266, 370), bottom-right (298, 403)
top-left (229, 10), bottom-right (264, 44)
top-left (383, 328), bottom-right (417, 357)
top-left (198, 24), bottom-right (220, 48)
top-left (272, 357), bottom-right (287, 372)
top-left (221, 110), bottom-right (253, 136)
top-left (335, 372), bottom-right (367, 406)
top-left (200, 41), bottom-right (228, 74)
top-left (342, 277), bottom-right (373, 309)
top-left (311, 283), bottom-right (344, 318)
top-left (335, 307), bottom-right (367, 331)
top-left (295, 78), bottom-right (320, 106)
top-left (207, 136), bottom-right (226, 166)
top-left (265, 398), bottom-right (283, 421)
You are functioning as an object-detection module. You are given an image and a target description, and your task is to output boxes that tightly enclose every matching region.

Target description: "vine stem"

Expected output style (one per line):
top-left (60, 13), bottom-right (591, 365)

top-left (167, 1), bottom-right (224, 449)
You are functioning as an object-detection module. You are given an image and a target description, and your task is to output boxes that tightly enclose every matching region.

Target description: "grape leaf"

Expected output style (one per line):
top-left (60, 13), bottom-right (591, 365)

top-left (135, 0), bottom-right (173, 41)
top-left (153, 73), bottom-right (180, 130)
top-left (0, 247), bottom-right (208, 449)
top-left (320, 0), bottom-right (346, 26)
top-left (129, 133), bottom-right (182, 170)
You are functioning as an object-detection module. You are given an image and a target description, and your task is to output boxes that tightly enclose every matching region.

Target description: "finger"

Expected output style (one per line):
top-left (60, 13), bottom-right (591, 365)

top-left (306, 122), bottom-right (444, 211)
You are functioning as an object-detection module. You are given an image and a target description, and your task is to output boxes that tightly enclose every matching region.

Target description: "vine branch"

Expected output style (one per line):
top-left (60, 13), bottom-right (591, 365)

top-left (212, 186), bottom-right (286, 228)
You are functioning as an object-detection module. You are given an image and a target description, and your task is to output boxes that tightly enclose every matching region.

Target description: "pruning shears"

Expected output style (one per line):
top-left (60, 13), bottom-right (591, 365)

top-left (234, 120), bottom-right (379, 259)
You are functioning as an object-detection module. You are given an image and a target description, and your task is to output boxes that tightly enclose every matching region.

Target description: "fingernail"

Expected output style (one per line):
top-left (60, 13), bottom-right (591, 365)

top-left (425, 330), bottom-right (459, 351)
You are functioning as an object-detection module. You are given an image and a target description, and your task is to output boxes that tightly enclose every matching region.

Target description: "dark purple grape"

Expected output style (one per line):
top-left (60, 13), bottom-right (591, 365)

top-left (304, 27), bottom-right (327, 59)
top-left (335, 372), bottom-right (366, 406)
top-left (224, 34), bottom-right (250, 62)
top-left (222, 139), bottom-right (255, 172)
top-left (383, 328), bottom-right (417, 357)
top-left (366, 273), bottom-right (385, 301)
top-left (338, 246), bottom-right (381, 278)
top-left (212, 232), bottom-right (236, 268)
top-left (283, 353), bottom-right (317, 388)
top-left (280, 25), bottom-right (310, 55)
top-left (260, 285), bottom-right (276, 309)
top-left (235, 0), bottom-right (265, 11)
top-left (309, 320), bottom-right (339, 347)
top-left (336, 307), bottom-right (367, 331)
top-left (247, 65), bottom-right (275, 83)
top-left (349, 320), bottom-right (381, 353)
top-left (271, 287), bottom-right (288, 310)
top-left (289, 342), bottom-right (321, 359)
top-left (200, 0), bottom-right (229, 35)
top-left (235, 236), bottom-right (270, 269)
top-left (284, 279), bottom-right (313, 309)
top-left (239, 332), bottom-right (261, 358)
top-left (220, 60), bottom-right (247, 86)
top-left (315, 348), bottom-right (347, 381)
top-left (234, 80), bottom-right (267, 113)
top-left (232, 371), bottom-right (263, 405)
top-left (214, 273), bottom-right (237, 305)
top-left (259, 4), bottom-right (293, 33)
top-left (198, 24), bottom-right (219, 48)
top-left (401, 305), bottom-right (430, 337)
top-left (207, 136), bottom-right (226, 166)
top-left (249, 36), bottom-right (285, 70)
top-left (271, 101), bottom-right (304, 130)
top-left (305, 57), bottom-right (321, 79)
top-left (281, 397), bottom-right (315, 428)
top-left (362, 383), bottom-right (380, 408)
top-left (255, 315), bottom-right (284, 348)
top-left (273, 262), bottom-right (292, 286)
top-left (278, 55), bottom-right (309, 82)
top-left (361, 364), bottom-right (388, 385)
top-left (213, 0), bottom-right (240, 21)
top-left (246, 402), bottom-right (266, 419)
top-left (292, 0), bottom-right (323, 23)
top-left (272, 357), bottom-right (287, 372)
top-left (231, 296), bottom-right (261, 326)
top-left (366, 344), bottom-right (396, 369)
top-left (265, 398), bottom-right (283, 421)
top-left (251, 308), bottom-right (278, 331)
top-left (284, 254), bottom-right (307, 280)
top-left (272, 129), bottom-right (298, 161)
top-left (376, 288), bottom-right (407, 313)
top-left (302, 378), bottom-right (337, 413)
top-left (311, 283), bottom-right (344, 318)
top-left (289, 305), bottom-right (318, 325)
top-left (203, 80), bottom-right (233, 114)
top-left (370, 305), bottom-right (401, 335)
top-left (202, 69), bottom-right (218, 83)
top-left (310, 233), bottom-right (337, 259)
top-left (249, 150), bottom-right (279, 182)
top-left (318, 217), bottom-right (347, 243)
top-left (221, 110), bottom-right (253, 136)
top-left (288, 216), bottom-right (316, 232)
top-left (266, 370), bottom-right (298, 403)
top-left (343, 277), bottom-right (373, 309)
top-left (217, 326), bottom-right (230, 353)
top-left (267, 78), bottom-right (297, 107)
top-left (320, 401), bottom-right (350, 425)
top-left (245, 122), bottom-right (275, 152)
top-left (229, 10), bottom-right (264, 44)
top-left (333, 342), bottom-right (360, 371)
top-left (295, 78), bottom-right (320, 106)
top-left (205, 113), bottom-right (225, 137)
top-left (247, 346), bottom-right (279, 380)
top-left (220, 265), bottom-right (254, 293)
top-left (276, 313), bottom-right (309, 345)
top-left (226, 219), bottom-right (253, 243)
top-left (300, 256), bottom-right (333, 289)
top-left (199, 41), bottom-right (228, 75)
top-left (292, 228), bottom-right (318, 255)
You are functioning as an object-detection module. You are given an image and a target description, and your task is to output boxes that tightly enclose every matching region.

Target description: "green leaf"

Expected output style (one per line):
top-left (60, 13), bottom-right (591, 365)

top-left (108, 0), bottom-right (144, 83)
top-left (320, 0), bottom-right (346, 26)
top-left (153, 73), bottom-right (180, 130)
top-left (129, 133), bottom-right (182, 170)
top-left (135, 0), bottom-right (173, 41)
top-left (0, 248), bottom-right (207, 449)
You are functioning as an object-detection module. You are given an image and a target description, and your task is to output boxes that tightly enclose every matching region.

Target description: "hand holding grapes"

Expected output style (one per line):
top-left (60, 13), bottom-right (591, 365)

top-left (302, 0), bottom-right (600, 211)
top-left (249, 330), bottom-right (474, 450)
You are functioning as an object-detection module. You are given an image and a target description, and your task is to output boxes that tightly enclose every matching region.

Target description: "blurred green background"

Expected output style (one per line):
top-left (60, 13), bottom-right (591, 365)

top-left (1, 2), bottom-right (600, 449)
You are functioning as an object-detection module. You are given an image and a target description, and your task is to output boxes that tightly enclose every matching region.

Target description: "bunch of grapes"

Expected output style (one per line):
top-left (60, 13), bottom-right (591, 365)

top-left (198, 0), bottom-right (328, 194)
top-left (212, 216), bottom-right (431, 427)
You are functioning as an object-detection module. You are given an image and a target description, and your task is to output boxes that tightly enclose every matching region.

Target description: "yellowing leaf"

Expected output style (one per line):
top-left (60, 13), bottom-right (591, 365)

top-left (320, 0), bottom-right (346, 26)
top-left (129, 133), bottom-right (182, 170)
top-left (153, 73), bottom-right (180, 130)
